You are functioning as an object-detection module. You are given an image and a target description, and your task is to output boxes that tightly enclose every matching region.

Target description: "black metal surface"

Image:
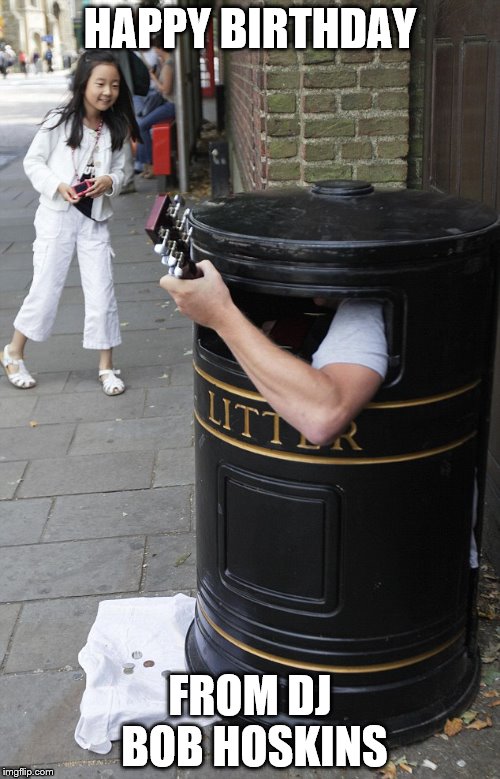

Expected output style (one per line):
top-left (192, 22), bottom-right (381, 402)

top-left (184, 182), bottom-right (500, 744)
top-left (189, 181), bottom-right (499, 267)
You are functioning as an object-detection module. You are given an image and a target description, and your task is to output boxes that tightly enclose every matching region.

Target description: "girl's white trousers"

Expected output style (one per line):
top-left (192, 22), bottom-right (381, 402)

top-left (14, 204), bottom-right (121, 350)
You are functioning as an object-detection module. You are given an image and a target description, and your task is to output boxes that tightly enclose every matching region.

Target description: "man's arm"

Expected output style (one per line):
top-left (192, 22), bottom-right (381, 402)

top-left (160, 260), bottom-right (385, 446)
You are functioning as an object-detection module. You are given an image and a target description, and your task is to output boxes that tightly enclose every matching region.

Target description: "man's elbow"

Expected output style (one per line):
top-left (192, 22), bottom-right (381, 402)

top-left (300, 407), bottom-right (352, 448)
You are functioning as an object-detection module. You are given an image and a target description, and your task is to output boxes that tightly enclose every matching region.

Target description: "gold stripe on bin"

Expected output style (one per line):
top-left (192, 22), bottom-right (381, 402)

top-left (368, 380), bottom-right (481, 409)
top-left (199, 605), bottom-right (463, 674)
top-left (194, 363), bottom-right (480, 409)
top-left (195, 410), bottom-right (477, 465)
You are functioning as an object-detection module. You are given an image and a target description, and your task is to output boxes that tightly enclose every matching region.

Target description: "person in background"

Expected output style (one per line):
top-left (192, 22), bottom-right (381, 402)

top-left (0, 49), bottom-right (7, 79)
top-left (44, 45), bottom-right (53, 73)
top-left (135, 34), bottom-right (175, 179)
top-left (130, 47), bottom-right (159, 176)
top-left (18, 50), bottom-right (27, 76)
top-left (101, 48), bottom-right (153, 194)
top-left (32, 51), bottom-right (42, 75)
top-left (1, 52), bottom-right (140, 396)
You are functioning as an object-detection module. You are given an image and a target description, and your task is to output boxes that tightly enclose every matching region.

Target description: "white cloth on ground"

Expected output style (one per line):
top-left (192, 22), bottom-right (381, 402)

top-left (74, 594), bottom-right (213, 755)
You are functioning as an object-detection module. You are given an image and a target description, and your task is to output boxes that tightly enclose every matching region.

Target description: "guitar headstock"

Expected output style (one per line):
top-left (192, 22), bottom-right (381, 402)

top-left (145, 194), bottom-right (196, 279)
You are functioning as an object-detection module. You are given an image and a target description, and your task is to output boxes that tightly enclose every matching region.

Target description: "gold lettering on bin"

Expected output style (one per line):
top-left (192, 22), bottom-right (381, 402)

top-left (222, 397), bottom-right (231, 431)
top-left (297, 434), bottom-right (321, 451)
top-left (262, 410), bottom-right (283, 446)
top-left (331, 421), bottom-right (363, 452)
top-left (234, 403), bottom-right (260, 439)
top-left (208, 390), bottom-right (221, 427)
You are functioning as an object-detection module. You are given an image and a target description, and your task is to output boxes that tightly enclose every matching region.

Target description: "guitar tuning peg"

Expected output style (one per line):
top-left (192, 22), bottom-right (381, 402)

top-left (179, 208), bottom-right (191, 231)
top-left (154, 229), bottom-right (170, 255)
top-left (167, 242), bottom-right (178, 267)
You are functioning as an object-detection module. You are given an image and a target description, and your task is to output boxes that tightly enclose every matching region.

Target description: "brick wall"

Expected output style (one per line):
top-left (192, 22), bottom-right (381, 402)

top-left (226, 0), bottom-right (417, 191)
top-left (407, 0), bottom-right (427, 189)
top-left (226, 47), bottom-right (267, 190)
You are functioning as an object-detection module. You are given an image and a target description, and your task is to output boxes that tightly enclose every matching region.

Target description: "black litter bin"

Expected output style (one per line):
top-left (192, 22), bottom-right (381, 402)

top-left (184, 180), bottom-right (500, 744)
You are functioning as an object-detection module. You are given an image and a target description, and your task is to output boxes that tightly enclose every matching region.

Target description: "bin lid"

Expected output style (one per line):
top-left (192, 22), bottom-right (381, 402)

top-left (189, 181), bottom-right (500, 269)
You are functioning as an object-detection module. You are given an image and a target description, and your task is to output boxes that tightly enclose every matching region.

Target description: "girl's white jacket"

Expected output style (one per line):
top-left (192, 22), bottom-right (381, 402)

top-left (23, 113), bottom-right (125, 222)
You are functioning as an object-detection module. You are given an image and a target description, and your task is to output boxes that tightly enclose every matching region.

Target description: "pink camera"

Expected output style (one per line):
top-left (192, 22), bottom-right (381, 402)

top-left (74, 180), bottom-right (93, 195)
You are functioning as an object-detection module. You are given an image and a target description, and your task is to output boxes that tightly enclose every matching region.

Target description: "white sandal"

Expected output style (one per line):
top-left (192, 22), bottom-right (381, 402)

top-left (99, 368), bottom-right (125, 396)
top-left (1, 344), bottom-right (37, 389)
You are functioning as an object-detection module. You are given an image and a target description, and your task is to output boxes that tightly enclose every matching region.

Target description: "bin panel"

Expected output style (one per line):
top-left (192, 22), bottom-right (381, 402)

top-left (219, 463), bottom-right (341, 608)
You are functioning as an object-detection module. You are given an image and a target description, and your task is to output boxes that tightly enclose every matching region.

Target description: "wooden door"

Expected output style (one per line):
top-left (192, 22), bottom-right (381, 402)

top-left (425, 0), bottom-right (500, 207)
top-left (424, 0), bottom-right (500, 570)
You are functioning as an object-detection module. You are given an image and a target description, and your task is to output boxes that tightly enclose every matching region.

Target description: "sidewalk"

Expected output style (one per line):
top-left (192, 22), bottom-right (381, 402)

top-left (0, 155), bottom-right (499, 778)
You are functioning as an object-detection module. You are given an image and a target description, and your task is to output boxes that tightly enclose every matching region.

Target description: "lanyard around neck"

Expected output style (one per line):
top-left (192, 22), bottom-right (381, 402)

top-left (71, 119), bottom-right (104, 182)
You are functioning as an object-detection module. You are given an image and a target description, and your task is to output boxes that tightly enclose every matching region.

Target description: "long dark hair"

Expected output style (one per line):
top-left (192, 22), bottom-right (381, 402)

top-left (47, 51), bottom-right (141, 149)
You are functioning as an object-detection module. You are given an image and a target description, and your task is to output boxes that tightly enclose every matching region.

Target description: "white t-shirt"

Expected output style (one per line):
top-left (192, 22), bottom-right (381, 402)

top-left (311, 299), bottom-right (388, 379)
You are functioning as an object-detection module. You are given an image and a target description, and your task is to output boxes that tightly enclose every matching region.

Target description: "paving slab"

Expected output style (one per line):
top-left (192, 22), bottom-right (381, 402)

top-left (0, 288), bottom-right (25, 309)
top-left (0, 371), bottom-right (69, 397)
top-left (32, 388), bottom-right (146, 424)
top-left (112, 281), bottom-right (168, 303)
top-left (0, 536), bottom-right (145, 602)
top-left (0, 239), bottom-right (14, 254)
top-left (154, 447), bottom-right (195, 487)
top-left (68, 415), bottom-right (192, 455)
top-left (17, 330), bottom-right (192, 372)
top-left (44, 486), bottom-right (192, 541)
top-left (143, 533), bottom-right (197, 592)
top-left (64, 364), bottom-right (172, 393)
top-left (0, 670), bottom-right (87, 765)
top-left (0, 603), bottom-right (21, 665)
top-left (17, 451), bottom-right (156, 498)
top-left (170, 362), bottom-right (195, 386)
top-left (37, 763), bottom-right (176, 778)
top-left (5, 595), bottom-right (102, 673)
top-left (144, 386), bottom-right (195, 420)
top-left (1, 421), bottom-right (75, 461)
top-left (0, 460), bottom-right (27, 500)
top-left (0, 496), bottom-right (52, 545)
top-left (0, 250), bottom-right (34, 270)
top-left (0, 393), bottom-right (38, 426)
top-left (14, 333), bottom-right (107, 372)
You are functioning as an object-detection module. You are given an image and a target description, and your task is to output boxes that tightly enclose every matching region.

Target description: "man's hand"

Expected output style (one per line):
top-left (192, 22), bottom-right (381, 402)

top-left (160, 260), bottom-right (233, 331)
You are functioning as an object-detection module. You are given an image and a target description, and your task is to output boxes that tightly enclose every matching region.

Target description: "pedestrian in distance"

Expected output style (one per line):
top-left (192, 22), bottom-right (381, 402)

top-left (1, 51), bottom-right (141, 396)
top-left (32, 51), bottom-right (42, 75)
top-left (135, 34), bottom-right (176, 179)
top-left (0, 49), bottom-right (7, 79)
top-left (44, 46), bottom-right (53, 73)
top-left (18, 50), bottom-right (27, 76)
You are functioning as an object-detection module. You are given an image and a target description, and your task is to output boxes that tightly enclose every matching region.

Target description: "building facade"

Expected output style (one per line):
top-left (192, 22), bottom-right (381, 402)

top-left (0, 0), bottom-right (77, 66)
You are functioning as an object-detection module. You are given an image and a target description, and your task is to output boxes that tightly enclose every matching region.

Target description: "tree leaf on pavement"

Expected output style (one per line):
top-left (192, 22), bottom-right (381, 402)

top-left (378, 761), bottom-right (397, 779)
top-left (465, 717), bottom-right (492, 730)
top-left (444, 718), bottom-right (463, 736)
top-left (461, 710), bottom-right (478, 724)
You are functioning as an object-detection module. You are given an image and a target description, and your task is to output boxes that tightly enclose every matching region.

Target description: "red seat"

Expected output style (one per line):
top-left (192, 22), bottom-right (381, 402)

top-left (152, 120), bottom-right (176, 175)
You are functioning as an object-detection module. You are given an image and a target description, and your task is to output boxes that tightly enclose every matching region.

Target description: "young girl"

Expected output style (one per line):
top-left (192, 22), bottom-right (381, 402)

top-left (135, 36), bottom-right (175, 179)
top-left (1, 51), bottom-right (140, 395)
